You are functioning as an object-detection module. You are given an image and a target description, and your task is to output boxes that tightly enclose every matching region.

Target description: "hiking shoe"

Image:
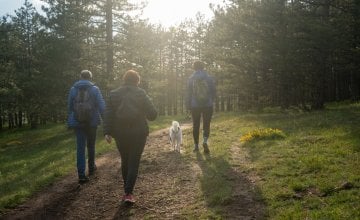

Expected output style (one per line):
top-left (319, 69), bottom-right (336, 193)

top-left (203, 143), bottom-right (210, 154)
top-left (124, 194), bottom-right (135, 204)
top-left (193, 147), bottom-right (199, 152)
top-left (78, 176), bottom-right (89, 184)
top-left (89, 166), bottom-right (97, 176)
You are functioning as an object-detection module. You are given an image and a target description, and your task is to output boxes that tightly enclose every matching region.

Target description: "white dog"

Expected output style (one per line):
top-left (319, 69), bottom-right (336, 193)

top-left (169, 121), bottom-right (182, 152)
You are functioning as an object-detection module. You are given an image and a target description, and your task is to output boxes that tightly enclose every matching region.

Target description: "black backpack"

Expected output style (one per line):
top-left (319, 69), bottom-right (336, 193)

top-left (193, 78), bottom-right (210, 106)
top-left (115, 89), bottom-right (142, 124)
top-left (73, 86), bottom-right (93, 123)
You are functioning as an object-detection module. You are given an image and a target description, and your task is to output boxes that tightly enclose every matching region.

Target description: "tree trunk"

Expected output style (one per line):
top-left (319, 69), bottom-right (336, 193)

top-left (106, 0), bottom-right (113, 80)
top-left (215, 96), bottom-right (219, 112)
top-left (226, 96), bottom-right (232, 111)
top-left (8, 113), bottom-right (15, 129)
top-left (18, 111), bottom-right (23, 127)
top-left (220, 94), bottom-right (225, 112)
top-left (30, 112), bottom-right (38, 129)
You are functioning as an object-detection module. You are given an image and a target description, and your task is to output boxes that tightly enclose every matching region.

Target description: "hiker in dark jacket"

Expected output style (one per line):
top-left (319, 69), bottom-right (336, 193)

top-left (67, 70), bottom-right (105, 184)
top-left (186, 60), bottom-right (216, 154)
top-left (103, 69), bottom-right (157, 204)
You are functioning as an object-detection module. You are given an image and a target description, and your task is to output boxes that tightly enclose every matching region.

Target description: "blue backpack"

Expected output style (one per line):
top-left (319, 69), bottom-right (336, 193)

top-left (73, 86), bottom-right (94, 123)
top-left (193, 78), bottom-right (210, 106)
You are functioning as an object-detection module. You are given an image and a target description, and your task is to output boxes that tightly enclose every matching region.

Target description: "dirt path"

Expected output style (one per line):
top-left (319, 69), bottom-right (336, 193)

top-left (2, 126), bottom-right (265, 219)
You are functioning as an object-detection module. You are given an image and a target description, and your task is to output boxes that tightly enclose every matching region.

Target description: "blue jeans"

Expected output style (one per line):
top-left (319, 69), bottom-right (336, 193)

top-left (75, 126), bottom-right (97, 178)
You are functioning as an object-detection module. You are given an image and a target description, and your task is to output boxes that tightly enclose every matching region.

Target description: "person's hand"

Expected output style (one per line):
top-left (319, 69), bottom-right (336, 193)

top-left (105, 134), bottom-right (112, 144)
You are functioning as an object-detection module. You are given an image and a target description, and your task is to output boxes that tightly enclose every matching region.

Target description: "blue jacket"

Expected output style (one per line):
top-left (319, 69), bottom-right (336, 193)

top-left (186, 70), bottom-right (216, 109)
top-left (67, 80), bottom-right (106, 128)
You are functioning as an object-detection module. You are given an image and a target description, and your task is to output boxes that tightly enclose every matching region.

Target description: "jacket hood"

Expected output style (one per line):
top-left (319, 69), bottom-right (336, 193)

top-left (192, 70), bottom-right (208, 80)
top-left (123, 83), bottom-right (138, 88)
top-left (73, 80), bottom-right (94, 89)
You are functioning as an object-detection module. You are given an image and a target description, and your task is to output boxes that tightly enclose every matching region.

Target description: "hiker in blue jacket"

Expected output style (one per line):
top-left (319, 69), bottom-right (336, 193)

top-left (186, 60), bottom-right (216, 154)
top-left (67, 70), bottom-right (106, 184)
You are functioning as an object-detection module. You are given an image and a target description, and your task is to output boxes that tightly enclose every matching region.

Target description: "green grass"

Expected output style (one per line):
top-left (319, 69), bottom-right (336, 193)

top-left (0, 116), bottom-right (177, 213)
top-left (173, 103), bottom-right (359, 219)
top-left (245, 103), bottom-right (360, 219)
top-left (189, 103), bottom-right (359, 219)
top-left (0, 124), bottom-right (74, 210)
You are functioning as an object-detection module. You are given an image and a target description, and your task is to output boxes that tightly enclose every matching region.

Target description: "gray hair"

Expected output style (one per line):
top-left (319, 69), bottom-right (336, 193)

top-left (80, 70), bottom-right (92, 80)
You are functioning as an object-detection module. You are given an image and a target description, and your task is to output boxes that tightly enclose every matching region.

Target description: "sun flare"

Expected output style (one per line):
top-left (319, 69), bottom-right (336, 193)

top-left (131, 0), bottom-right (223, 27)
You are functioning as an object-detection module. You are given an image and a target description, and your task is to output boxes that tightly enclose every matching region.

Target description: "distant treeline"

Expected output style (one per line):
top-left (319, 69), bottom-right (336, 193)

top-left (0, 0), bottom-right (359, 129)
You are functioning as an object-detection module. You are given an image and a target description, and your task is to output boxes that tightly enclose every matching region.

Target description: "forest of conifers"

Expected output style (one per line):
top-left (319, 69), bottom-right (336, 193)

top-left (0, 0), bottom-right (359, 129)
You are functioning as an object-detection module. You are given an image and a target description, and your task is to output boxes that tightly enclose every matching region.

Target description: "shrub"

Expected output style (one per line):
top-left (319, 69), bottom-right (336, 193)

top-left (240, 128), bottom-right (286, 143)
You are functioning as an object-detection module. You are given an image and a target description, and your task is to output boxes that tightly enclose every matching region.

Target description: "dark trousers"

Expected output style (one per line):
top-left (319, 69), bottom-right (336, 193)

top-left (115, 134), bottom-right (147, 194)
top-left (75, 126), bottom-right (97, 177)
top-left (191, 106), bottom-right (213, 145)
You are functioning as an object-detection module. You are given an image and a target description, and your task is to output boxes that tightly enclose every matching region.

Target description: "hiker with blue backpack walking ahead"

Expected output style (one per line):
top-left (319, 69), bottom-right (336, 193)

top-left (67, 70), bottom-right (106, 184)
top-left (186, 60), bottom-right (216, 154)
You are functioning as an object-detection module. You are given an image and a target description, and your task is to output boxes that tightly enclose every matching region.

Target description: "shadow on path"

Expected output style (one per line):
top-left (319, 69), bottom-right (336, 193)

top-left (195, 150), bottom-right (266, 219)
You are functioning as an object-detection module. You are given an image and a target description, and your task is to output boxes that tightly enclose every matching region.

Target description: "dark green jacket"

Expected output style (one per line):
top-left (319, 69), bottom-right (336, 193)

top-left (103, 84), bottom-right (157, 137)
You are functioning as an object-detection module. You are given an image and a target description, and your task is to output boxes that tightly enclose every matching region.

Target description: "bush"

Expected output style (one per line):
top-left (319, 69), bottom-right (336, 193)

top-left (240, 128), bottom-right (286, 143)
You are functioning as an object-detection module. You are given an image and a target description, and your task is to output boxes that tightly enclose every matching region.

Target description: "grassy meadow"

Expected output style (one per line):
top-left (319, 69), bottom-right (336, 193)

top-left (180, 102), bottom-right (359, 219)
top-left (0, 103), bottom-right (359, 219)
